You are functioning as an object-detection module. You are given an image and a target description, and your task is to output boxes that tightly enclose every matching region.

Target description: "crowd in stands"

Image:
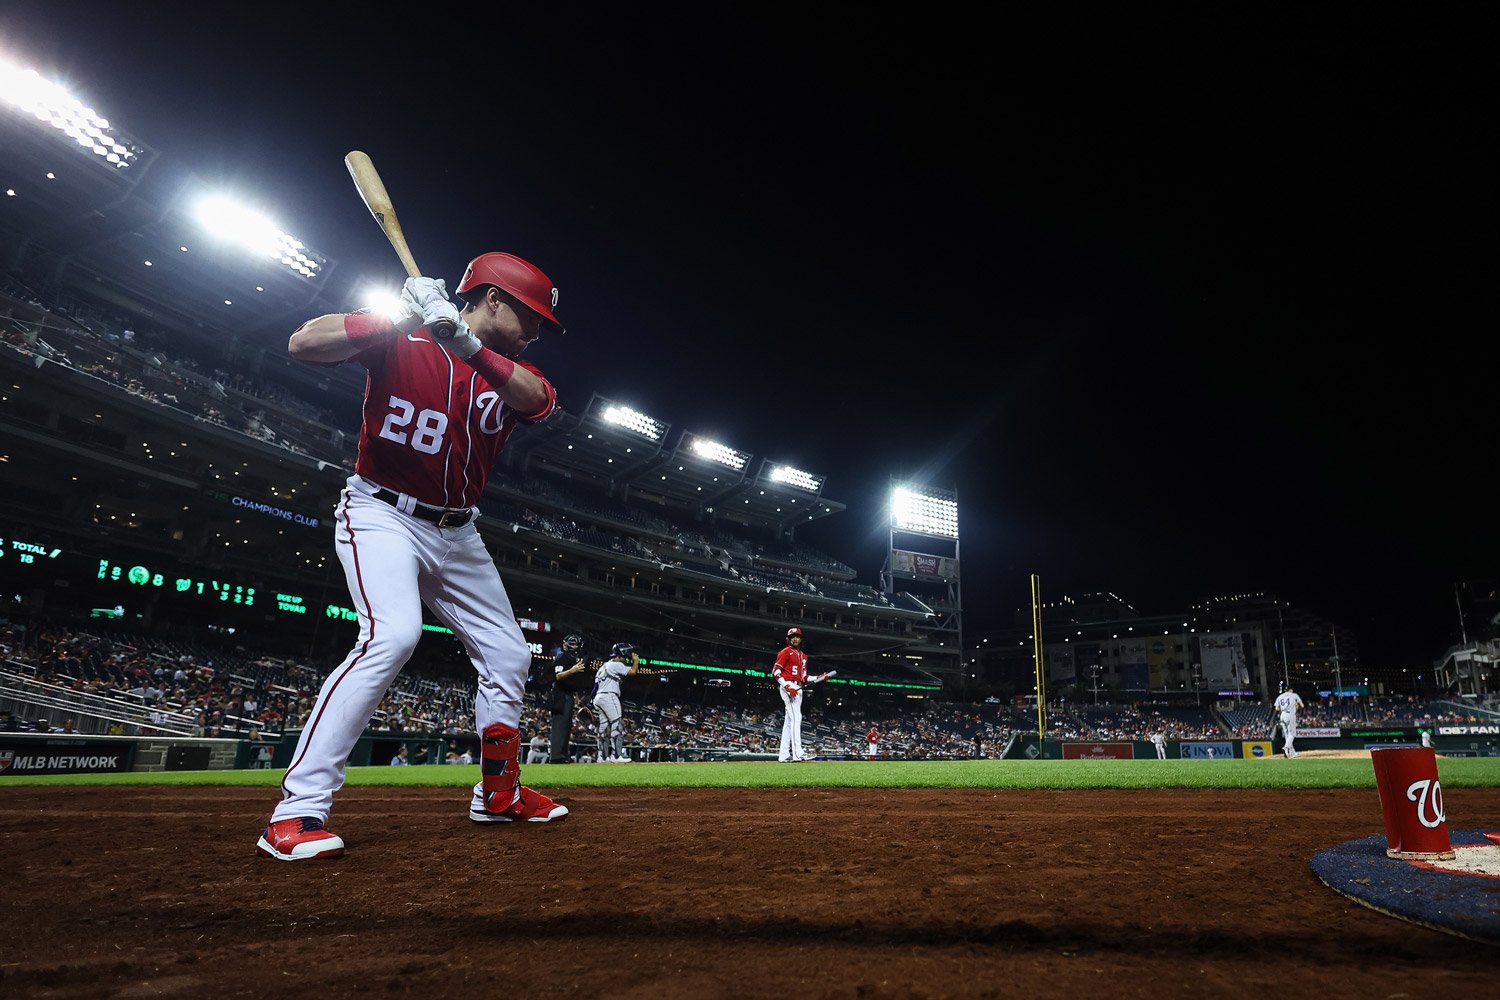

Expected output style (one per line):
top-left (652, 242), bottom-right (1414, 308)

top-left (1, 291), bottom-right (352, 467)
top-left (10, 605), bottom-right (1498, 761)
top-left (0, 612), bottom-right (484, 740)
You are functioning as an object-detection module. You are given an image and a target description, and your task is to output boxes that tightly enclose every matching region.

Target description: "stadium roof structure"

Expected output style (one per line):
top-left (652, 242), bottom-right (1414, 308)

top-left (507, 392), bottom-right (846, 534)
top-left (2, 71), bottom-right (340, 345)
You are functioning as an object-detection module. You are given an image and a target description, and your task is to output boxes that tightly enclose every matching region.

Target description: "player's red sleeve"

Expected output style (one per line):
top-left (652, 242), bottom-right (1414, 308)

top-left (291, 310), bottom-right (393, 369)
top-left (512, 359), bottom-right (556, 423)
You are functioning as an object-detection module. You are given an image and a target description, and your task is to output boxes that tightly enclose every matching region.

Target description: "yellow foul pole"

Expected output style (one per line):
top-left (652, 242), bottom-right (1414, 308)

top-left (1031, 573), bottom-right (1046, 739)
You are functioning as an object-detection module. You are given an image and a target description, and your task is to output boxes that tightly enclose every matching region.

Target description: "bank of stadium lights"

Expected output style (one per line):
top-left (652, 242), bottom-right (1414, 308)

top-left (890, 484), bottom-right (959, 539)
top-left (600, 403), bottom-right (665, 442)
top-left (688, 435), bottom-right (749, 471)
top-left (768, 464), bottom-right (823, 492)
top-left (0, 56), bottom-right (145, 169)
top-left (193, 196), bottom-right (324, 279)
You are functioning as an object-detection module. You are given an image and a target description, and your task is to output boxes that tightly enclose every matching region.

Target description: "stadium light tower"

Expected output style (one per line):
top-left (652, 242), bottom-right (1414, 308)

top-left (0, 54), bottom-right (149, 171)
top-left (684, 432), bottom-right (751, 472)
top-left (193, 195), bottom-right (327, 280)
top-left (881, 480), bottom-right (962, 677)
top-left (597, 400), bottom-right (667, 443)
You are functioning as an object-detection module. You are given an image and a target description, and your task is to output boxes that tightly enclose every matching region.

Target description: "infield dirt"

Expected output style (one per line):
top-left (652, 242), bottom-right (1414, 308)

top-left (2, 785), bottom-right (1497, 998)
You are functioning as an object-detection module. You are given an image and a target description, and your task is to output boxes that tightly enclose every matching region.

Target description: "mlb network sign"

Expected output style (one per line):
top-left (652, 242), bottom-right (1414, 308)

top-left (0, 740), bottom-right (134, 775)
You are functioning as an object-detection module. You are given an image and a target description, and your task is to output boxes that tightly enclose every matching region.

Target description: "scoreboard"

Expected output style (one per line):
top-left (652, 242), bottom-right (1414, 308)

top-left (1, 531), bottom-right (330, 626)
top-left (1, 532), bottom-right (569, 652)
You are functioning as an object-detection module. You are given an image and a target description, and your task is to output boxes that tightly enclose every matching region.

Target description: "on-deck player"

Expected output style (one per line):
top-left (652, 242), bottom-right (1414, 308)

top-left (772, 628), bottom-right (834, 762)
top-left (591, 643), bottom-right (638, 763)
top-left (256, 252), bottom-right (569, 861)
top-left (1272, 682), bottom-right (1304, 758)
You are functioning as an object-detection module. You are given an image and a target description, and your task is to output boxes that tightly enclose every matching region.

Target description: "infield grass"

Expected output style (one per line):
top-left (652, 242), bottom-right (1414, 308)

top-left (4, 757), bottom-right (1499, 789)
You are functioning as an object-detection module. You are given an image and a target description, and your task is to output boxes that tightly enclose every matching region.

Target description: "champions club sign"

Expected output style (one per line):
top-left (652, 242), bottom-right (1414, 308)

top-left (204, 488), bottom-right (321, 528)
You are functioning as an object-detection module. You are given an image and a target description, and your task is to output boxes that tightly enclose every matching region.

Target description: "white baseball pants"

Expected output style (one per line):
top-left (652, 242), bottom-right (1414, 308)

top-left (273, 483), bottom-right (530, 823)
top-left (593, 692), bottom-right (623, 759)
top-left (1280, 713), bottom-right (1298, 755)
top-left (778, 687), bottom-right (803, 761)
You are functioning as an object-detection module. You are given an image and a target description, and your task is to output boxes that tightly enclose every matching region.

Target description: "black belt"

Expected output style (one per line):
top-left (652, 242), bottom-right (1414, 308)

top-left (371, 488), bottom-right (476, 528)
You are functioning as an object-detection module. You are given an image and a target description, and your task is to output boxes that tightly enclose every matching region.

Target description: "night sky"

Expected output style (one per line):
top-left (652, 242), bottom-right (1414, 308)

top-left (3, 4), bottom-right (1495, 670)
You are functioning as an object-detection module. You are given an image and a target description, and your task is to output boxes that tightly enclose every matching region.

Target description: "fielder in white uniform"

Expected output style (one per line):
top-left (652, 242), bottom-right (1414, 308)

top-left (1273, 684), bottom-right (1304, 758)
top-left (592, 643), bottom-right (638, 763)
top-left (256, 253), bottom-right (570, 861)
top-left (1149, 731), bottom-right (1167, 759)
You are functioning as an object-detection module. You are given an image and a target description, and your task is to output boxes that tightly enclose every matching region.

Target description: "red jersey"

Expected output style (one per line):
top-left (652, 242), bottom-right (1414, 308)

top-left (350, 325), bottom-right (555, 508)
top-left (773, 645), bottom-right (808, 686)
top-left (867, 727), bottom-right (879, 744)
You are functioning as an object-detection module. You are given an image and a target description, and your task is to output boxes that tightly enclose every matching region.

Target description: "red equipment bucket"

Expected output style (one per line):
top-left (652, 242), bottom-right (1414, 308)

top-left (1370, 746), bottom-right (1455, 861)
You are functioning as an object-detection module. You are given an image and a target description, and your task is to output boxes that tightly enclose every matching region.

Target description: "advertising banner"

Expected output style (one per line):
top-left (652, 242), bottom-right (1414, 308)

top-left (1047, 643), bottom-right (1077, 684)
top-left (1437, 724), bottom-right (1500, 736)
top-left (0, 738), bottom-right (135, 775)
top-left (1299, 727), bottom-right (1342, 739)
top-left (1070, 643), bottom-right (1101, 686)
top-left (1241, 740), bottom-right (1273, 758)
top-left (890, 549), bottom-right (959, 581)
top-left (1198, 632), bottom-right (1244, 687)
top-left (1121, 663), bottom-right (1149, 690)
top-left (1180, 741), bottom-right (1234, 759)
top-left (1062, 742), bottom-right (1135, 760)
top-left (1146, 636), bottom-right (1178, 689)
top-left (1119, 638), bottom-right (1146, 690)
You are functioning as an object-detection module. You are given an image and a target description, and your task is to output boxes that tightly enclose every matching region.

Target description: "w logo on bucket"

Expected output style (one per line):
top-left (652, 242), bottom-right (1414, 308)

top-left (1405, 778), bottom-right (1446, 829)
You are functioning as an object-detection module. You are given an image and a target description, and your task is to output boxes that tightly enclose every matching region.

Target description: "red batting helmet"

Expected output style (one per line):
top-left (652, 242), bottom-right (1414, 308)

top-left (456, 252), bottom-right (564, 334)
top-left (787, 628), bottom-right (803, 639)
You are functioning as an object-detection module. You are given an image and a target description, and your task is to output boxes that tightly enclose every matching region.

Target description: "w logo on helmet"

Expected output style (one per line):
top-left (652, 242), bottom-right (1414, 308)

top-left (551, 286), bottom-right (559, 310)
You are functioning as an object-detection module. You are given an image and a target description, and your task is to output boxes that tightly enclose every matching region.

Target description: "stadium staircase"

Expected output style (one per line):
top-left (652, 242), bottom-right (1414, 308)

top-left (1, 663), bottom-right (199, 736)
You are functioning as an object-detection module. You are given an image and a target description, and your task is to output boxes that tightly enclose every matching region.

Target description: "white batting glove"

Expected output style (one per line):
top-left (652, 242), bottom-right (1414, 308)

top-left (443, 318), bottom-right (483, 359)
top-left (386, 290), bottom-right (424, 334)
top-left (402, 276), bottom-right (450, 309)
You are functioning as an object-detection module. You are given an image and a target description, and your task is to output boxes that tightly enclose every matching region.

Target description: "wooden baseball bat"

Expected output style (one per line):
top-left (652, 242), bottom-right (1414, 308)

top-left (343, 150), bottom-right (456, 339)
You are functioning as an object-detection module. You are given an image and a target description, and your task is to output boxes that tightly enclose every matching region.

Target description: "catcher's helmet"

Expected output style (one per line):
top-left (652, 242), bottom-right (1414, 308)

top-left (787, 627), bottom-right (803, 639)
top-left (456, 252), bottom-right (564, 333)
top-left (610, 642), bottom-right (636, 659)
top-left (562, 634), bottom-right (583, 651)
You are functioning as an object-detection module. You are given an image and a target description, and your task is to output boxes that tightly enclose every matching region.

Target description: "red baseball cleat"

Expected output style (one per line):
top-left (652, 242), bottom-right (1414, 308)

top-left (255, 817), bottom-right (345, 861)
top-left (469, 785), bottom-right (569, 823)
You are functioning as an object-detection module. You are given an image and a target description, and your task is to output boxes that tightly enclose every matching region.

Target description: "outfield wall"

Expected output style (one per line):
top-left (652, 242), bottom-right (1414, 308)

top-left (1005, 733), bottom-right (1500, 760)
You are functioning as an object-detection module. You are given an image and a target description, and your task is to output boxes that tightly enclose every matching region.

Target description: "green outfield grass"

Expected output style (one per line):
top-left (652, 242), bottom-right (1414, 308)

top-left (4, 757), bottom-right (1499, 790)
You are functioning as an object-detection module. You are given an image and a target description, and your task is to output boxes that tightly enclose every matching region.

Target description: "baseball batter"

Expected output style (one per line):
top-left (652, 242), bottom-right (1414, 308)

top-left (591, 643), bottom-right (638, 763)
top-left (772, 628), bottom-right (834, 762)
top-left (256, 252), bottom-right (569, 861)
top-left (1273, 683), bottom-right (1304, 758)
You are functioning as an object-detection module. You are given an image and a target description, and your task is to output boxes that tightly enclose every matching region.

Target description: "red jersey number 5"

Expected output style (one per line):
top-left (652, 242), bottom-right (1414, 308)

top-left (379, 395), bottom-right (449, 455)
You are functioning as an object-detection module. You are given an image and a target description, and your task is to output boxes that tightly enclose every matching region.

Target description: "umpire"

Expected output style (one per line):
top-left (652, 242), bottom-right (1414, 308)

top-left (549, 634), bottom-right (593, 762)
